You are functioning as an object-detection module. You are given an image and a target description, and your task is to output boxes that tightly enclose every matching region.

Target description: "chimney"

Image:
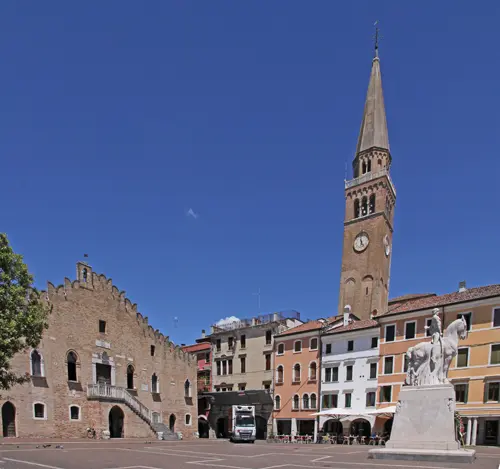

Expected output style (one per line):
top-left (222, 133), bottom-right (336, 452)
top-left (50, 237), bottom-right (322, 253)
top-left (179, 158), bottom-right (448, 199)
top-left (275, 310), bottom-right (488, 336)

top-left (458, 281), bottom-right (467, 293)
top-left (181, 343), bottom-right (186, 347)
top-left (343, 305), bottom-right (351, 327)
top-left (201, 329), bottom-right (206, 338)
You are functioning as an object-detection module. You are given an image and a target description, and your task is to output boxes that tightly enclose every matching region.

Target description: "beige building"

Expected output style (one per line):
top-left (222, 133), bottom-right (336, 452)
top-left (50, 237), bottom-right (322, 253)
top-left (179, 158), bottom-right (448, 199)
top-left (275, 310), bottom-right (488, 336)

top-left (1, 261), bottom-right (197, 439)
top-left (210, 312), bottom-right (302, 392)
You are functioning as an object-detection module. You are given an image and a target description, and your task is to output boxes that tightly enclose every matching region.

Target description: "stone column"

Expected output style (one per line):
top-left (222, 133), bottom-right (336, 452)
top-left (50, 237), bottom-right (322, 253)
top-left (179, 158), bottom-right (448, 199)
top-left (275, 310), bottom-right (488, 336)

top-left (291, 418), bottom-right (297, 437)
top-left (272, 418), bottom-right (277, 435)
top-left (314, 419), bottom-right (318, 443)
top-left (471, 418), bottom-right (478, 446)
top-left (465, 418), bottom-right (472, 446)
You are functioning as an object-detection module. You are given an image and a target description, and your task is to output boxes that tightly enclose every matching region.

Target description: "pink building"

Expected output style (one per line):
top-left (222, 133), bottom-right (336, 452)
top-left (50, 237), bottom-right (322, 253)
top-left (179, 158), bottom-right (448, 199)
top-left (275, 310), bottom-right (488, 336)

top-left (182, 341), bottom-right (211, 394)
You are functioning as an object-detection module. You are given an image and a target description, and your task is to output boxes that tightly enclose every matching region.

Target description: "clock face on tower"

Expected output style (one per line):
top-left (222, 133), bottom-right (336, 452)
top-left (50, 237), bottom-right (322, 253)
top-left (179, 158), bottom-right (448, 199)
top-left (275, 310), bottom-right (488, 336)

top-left (383, 234), bottom-right (391, 257)
top-left (353, 232), bottom-right (369, 252)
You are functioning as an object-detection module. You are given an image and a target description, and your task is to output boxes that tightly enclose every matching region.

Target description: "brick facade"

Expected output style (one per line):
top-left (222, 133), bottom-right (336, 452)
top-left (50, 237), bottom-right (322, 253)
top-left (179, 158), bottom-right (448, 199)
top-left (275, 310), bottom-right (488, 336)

top-left (0, 262), bottom-right (197, 439)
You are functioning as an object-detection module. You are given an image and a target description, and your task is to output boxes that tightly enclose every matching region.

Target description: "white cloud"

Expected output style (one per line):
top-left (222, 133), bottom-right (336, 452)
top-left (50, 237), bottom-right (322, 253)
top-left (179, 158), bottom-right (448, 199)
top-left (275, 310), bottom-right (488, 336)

top-left (216, 316), bottom-right (240, 326)
top-left (186, 208), bottom-right (199, 219)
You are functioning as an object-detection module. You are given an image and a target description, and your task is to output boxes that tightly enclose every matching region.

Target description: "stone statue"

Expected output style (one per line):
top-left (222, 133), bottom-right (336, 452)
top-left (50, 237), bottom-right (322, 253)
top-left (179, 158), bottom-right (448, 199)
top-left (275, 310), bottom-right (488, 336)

top-left (405, 309), bottom-right (468, 387)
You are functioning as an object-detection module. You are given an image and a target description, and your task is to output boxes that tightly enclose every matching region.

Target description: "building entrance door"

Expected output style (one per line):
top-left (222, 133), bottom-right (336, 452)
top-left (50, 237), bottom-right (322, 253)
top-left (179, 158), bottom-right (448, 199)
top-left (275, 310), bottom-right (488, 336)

top-left (485, 420), bottom-right (499, 446)
top-left (109, 406), bottom-right (124, 438)
top-left (2, 402), bottom-right (16, 437)
top-left (96, 363), bottom-right (112, 385)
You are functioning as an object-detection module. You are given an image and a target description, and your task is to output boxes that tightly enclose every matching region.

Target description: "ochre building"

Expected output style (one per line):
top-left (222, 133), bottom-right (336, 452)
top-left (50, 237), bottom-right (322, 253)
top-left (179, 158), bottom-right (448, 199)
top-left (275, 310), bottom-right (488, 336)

top-left (1, 261), bottom-right (197, 439)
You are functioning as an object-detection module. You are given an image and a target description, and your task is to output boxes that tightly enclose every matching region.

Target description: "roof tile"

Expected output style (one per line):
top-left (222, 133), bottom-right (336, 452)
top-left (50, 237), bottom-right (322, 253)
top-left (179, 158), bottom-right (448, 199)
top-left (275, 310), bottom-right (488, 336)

top-left (381, 284), bottom-right (500, 317)
top-left (181, 343), bottom-right (211, 353)
top-left (326, 318), bottom-right (379, 335)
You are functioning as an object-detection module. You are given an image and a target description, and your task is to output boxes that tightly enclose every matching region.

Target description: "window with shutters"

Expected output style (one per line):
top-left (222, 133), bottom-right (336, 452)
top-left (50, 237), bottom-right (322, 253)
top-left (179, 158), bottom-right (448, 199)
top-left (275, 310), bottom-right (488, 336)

top-left (369, 362), bottom-right (377, 379)
top-left (366, 392), bottom-right (376, 407)
top-left (456, 348), bottom-right (469, 368)
top-left (345, 393), bottom-right (352, 408)
top-left (487, 382), bottom-right (500, 402)
top-left (385, 324), bottom-right (396, 342)
top-left (346, 365), bottom-right (353, 381)
top-left (455, 384), bottom-right (468, 403)
top-left (490, 344), bottom-right (500, 365)
top-left (384, 356), bottom-right (394, 374)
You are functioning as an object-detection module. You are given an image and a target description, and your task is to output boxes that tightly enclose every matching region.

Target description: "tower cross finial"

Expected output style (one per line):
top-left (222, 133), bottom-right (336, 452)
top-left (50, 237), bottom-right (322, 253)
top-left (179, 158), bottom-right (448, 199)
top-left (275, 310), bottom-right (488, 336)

top-left (374, 20), bottom-right (380, 58)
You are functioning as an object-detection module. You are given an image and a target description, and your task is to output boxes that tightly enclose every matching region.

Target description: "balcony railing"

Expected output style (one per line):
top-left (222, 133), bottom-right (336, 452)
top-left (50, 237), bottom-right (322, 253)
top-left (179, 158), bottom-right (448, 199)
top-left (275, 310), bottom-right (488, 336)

top-left (87, 384), bottom-right (152, 424)
top-left (345, 168), bottom-right (396, 196)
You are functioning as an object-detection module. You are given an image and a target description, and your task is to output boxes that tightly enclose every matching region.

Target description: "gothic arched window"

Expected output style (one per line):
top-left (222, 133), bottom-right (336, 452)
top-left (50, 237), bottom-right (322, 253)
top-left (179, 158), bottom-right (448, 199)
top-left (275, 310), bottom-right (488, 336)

top-left (369, 194), bottom-right (376, 214)
top-left (67, 351), bottom-right (78, 382)
top-left (361, 197), bottom-right (368, 216)
top-left (354, 199), bottom-right (360, 219)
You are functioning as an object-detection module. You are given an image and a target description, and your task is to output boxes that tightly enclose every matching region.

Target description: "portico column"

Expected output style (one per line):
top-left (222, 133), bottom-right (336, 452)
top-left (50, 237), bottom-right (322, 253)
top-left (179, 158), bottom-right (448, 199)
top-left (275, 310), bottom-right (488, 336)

top-left (272, 418), bottom-right (277, 435)
top-left (314, 419), bottom-right (318, 442)
top-left (465, 418), bottom-right (472, 446)
top-left (291, 418), bottom-right (297, 437)
top-left (471, 418), bottom-right (478, 446)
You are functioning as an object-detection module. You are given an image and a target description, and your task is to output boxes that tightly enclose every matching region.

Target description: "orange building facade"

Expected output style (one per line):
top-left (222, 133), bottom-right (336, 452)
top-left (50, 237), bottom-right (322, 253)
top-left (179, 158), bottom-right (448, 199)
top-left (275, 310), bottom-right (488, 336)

top-left (272, 322), bottom-right (322, 439)
top-left (377, 284), bottom-right (500, 446)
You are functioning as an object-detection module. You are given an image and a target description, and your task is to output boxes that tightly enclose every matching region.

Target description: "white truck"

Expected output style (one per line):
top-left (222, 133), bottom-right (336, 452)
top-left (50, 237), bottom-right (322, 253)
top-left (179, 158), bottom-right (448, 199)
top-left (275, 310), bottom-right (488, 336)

top-left (229, 405), bottom-right (256, 443)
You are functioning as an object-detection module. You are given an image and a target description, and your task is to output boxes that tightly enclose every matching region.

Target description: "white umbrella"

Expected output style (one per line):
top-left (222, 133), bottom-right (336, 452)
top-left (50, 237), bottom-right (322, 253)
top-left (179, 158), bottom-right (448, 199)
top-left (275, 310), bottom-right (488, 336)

top-left (365, 406), bottom-right (397, 417)
top-left (310, 408), bottom-right (362, 418)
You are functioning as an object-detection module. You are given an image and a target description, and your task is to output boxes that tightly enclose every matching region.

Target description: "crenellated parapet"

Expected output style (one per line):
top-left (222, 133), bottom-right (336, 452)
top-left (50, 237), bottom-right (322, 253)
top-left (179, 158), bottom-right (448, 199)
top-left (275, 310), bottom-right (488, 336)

top-left (41, 262), bottom-right (192, 364)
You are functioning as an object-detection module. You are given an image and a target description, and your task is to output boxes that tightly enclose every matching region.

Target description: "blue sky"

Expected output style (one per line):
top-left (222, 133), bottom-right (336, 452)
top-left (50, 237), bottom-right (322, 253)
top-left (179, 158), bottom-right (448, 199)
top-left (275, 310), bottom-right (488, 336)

top-left (2, 2), bottom-right (499, 345)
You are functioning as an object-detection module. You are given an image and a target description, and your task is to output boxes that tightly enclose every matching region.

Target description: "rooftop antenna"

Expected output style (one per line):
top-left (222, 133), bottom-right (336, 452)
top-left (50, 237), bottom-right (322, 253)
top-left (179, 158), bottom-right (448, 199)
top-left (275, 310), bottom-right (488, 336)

top-left (252, 288), bottom-right (261, 315)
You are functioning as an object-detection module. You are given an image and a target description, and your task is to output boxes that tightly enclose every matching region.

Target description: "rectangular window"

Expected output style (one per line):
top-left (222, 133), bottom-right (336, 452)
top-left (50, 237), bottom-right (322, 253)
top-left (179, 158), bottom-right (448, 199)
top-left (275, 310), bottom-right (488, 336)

top-left (240, 335), bottom-right (246, 349)
top-left (405, 321), bottom-right (416, 340)
top-left (371, 337), bottom-right (378, 348)
top-left (325, 368), bottom-right (331, 382)
top-left (264, 383), bottom-right (270, 390)
top-left (347, 340), bottom-right (354, 352)
top-left (326, 343), bottom-right (332, 354)
top-left (403, 354), bottom-right (409, 373)
top-left (455, 384), bottom-right (468, 403)
top-left (370, 362), bottom-right (377, 379)
top-left (222, 361), bottom-right (227, 375)
top-left (457, 312), bottom-right (472, 331)
top-left (487, 382), bottom-right (500, 402)
top-left (99, 320), bottom-right (106, 333)
top-left (205, 352), bottom-right (210, 363)
top-left (345, 393), bottom-right (352, 408)
top-left (490, 344), bottom-right (500, 365)
top-left (265, 354), bottom-right (271, 371)
top-left (310, 338), bottom-right (318, 350)
top-left (380, 385), bottom-right (392, 403)
top-left (385, 325), bottom-right (396, 342)
top-left (228, 337), bottom-right (234, 350)
top-left (346, 365), bottom-right (353, 381)
top-left (150, 345), bottom-right (155, 357)
top-left (240, 357), bottom-right (246, 373)
top-left (294, 341), bottom-right (302, 352)
top-left (266, 330), bottom-right (272, 345)
top-left (322, 394), bottom-right (338, 409)
top-left (228, 359), bottom-right (233, 375)
top-left (426, 318), bottom-right (432, 337)
top-left (216, 361), bottom-right (221, 376)
top-left (384, 356), bottom-right (394, 374)
top-left (457, 348), bottom-right (469, 368)
top-left (494, 308), bottom-right (500, 328)
top-left (238, 384), bottom-right (246, 391)
top-left (366, 391), bottom-right (376, 407)
top-left (216, 339), bottom-right (221, 352)
top-left (332, 366), bottom-right (338, 382)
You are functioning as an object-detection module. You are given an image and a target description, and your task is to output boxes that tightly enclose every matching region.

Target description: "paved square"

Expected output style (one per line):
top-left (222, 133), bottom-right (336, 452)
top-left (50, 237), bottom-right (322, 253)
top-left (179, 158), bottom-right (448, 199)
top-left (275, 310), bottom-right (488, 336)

top-left (1, 440), bottom-right (498, 469)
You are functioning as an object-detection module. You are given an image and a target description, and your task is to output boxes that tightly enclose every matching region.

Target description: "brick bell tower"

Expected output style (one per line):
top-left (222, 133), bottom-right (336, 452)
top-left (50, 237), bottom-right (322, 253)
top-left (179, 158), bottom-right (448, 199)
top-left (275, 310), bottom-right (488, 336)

top-left (337, 40), bottom-right (396, 320)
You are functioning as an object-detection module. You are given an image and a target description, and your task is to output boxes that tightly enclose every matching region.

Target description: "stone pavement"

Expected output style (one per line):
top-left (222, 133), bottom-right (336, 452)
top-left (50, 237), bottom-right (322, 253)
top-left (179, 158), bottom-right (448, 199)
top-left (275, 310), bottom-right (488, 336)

top-left (0, 439), bottom-right (498, 469)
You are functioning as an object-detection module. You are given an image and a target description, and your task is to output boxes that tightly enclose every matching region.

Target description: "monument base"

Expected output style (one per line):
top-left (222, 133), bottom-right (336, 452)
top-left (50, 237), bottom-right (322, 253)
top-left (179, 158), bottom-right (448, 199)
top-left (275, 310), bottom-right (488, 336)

top-left (368, 384), bottom-right (476, 463)
top-left (369, 448), bottom-right (476, 464)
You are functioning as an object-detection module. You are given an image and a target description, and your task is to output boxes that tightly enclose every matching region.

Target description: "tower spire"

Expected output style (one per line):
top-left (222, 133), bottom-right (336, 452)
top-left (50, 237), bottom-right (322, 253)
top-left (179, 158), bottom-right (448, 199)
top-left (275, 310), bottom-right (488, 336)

top-left (355, 23), bottom-right (389, 155)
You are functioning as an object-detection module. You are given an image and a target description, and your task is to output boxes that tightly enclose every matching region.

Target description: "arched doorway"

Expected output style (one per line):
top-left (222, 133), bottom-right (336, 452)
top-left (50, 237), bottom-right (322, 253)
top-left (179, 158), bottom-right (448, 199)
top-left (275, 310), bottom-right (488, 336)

top-left (323, 419), bottom-right (343, 435)
top-left (255, 415), bottom-right (267, 440)
top-left (2, 402), bottom-right (16, 437)
top-left (169, 414), bottom-right (176, 432)
top-left (198, 416), bottom-right (209, 438)
top-left (351, 418), bottom-right (371, 437)
top-left (109, 406), bottom-right (124, 438)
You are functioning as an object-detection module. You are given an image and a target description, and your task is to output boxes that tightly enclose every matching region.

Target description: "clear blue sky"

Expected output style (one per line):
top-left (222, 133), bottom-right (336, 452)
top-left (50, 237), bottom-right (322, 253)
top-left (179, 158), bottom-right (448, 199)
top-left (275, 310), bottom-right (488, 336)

top-left (3, 2), bottom-right (499, 345)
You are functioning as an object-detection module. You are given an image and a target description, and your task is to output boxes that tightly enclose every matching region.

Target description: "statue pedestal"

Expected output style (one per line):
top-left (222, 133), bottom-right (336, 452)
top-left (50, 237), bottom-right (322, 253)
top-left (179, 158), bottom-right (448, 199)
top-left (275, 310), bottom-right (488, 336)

top-left (369, 384), bottom-right (475, 463)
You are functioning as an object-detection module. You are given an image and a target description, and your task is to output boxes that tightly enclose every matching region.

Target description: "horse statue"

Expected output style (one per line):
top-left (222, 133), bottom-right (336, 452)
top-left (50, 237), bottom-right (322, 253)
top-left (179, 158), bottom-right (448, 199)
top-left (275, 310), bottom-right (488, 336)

top-left (405, 309), bottom-right (468, 387)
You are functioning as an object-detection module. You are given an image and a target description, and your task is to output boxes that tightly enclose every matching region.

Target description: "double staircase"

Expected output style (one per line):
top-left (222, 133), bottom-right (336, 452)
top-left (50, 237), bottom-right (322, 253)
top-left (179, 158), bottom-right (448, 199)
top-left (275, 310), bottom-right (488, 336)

top-left (87, 384), bottom-right (179, 440)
